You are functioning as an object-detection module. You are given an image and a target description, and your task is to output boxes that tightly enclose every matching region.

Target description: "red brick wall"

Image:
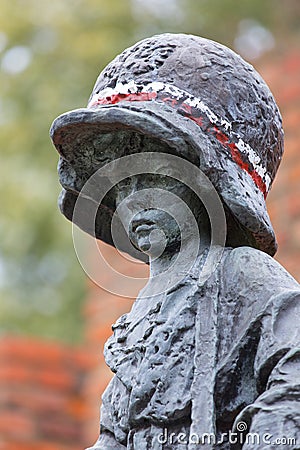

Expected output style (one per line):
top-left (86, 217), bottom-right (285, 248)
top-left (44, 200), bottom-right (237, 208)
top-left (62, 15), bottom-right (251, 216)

top-left (0, 337), bottom-right (95, 450)
top-left (260, 51), bottom-right (300, 280)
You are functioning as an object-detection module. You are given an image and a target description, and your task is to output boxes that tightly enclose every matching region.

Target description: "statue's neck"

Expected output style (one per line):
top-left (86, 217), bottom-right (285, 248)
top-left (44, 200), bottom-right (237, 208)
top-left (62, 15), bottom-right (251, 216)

top-left (149, 228), bottom-right (211, 279)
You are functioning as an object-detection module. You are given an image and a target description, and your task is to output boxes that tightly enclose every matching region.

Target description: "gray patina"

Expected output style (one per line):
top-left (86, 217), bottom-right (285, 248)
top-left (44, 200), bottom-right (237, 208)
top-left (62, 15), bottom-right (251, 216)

top-left (50, 34), bottom-right (300, 449)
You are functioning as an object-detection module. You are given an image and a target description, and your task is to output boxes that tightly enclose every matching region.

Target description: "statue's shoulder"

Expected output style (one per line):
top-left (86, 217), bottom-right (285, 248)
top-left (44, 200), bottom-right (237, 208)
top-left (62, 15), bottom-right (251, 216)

top-left (219, 247), bottom-right (300, 315)
top-left (215, 247), bottom-right (300, 357)
top-left (224, 245), bottom-right (276, 265)
top-left (220, 246), bottom-right (299, 302)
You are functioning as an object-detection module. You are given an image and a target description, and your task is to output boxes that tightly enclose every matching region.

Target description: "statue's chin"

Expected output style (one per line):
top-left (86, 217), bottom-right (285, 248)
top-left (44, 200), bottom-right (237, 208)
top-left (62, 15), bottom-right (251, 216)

top-left (132, 236), bottom-right (158, 257)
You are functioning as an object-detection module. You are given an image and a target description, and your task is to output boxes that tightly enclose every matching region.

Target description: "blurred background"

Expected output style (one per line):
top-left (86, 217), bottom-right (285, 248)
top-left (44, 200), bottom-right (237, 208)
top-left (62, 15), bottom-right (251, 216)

top-left (0, 0), bottom-right (299, 448)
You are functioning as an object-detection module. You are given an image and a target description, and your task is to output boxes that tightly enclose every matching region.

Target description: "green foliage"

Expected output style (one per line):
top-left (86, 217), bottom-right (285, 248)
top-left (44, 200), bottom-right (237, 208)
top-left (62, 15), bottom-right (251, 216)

top-left (0, 0), bottom-right (136, 343)
top-left (0, 0), bottom-right (299, 343)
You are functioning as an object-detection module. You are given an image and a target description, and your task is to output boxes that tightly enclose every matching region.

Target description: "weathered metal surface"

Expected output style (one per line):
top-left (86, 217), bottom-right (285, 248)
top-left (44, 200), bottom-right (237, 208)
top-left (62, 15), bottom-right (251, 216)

top-left (51, 34), bottom-right (299, 449)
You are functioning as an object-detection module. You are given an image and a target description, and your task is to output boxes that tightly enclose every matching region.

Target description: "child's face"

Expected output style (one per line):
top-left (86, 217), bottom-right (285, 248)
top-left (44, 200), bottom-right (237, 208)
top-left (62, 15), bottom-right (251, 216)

top-left (115, 173), bottom-right (192, 256)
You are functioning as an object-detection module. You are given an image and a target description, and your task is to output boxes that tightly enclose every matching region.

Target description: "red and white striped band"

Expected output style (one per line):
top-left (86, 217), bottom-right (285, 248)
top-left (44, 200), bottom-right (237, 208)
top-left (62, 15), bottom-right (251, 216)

top-left (88, 81), bottom-right (271, 198)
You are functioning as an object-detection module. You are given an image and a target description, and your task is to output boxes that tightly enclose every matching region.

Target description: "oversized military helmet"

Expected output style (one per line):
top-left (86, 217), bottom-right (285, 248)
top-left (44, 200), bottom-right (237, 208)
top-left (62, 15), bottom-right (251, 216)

top-left (50, 33), bottom-right (283, 256)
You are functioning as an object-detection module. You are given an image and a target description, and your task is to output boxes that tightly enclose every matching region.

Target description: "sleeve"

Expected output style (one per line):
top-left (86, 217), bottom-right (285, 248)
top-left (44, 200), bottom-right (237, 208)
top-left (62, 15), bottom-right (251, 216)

top-left (86, 377), bottom-right (127, 450)
top-left (232, 288), bottom-right (300, 449)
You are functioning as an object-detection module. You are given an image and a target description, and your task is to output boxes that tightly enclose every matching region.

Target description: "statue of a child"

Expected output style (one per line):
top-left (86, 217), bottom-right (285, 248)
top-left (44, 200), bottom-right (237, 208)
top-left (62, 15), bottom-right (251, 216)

top-left (50, 34), bottom-right (300, 449)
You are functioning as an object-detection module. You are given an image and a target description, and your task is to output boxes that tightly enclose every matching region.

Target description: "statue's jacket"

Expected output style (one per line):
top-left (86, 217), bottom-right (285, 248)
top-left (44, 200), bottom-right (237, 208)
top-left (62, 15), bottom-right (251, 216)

top-left (91, 247), bottom-right (300, 449)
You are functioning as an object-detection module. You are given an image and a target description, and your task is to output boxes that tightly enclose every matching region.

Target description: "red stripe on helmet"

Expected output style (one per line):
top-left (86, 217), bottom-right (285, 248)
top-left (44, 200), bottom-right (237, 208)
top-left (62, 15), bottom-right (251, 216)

top-left (89, 90), bottom-right (268, 198)
top-left (90, 91), bottom-right (157, 106)
top-left (213, 127), bottom-right (267, 198)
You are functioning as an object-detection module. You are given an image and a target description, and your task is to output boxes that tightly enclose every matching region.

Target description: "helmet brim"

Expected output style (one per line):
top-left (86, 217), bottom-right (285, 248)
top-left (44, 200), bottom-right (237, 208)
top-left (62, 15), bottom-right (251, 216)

top-left (50, 101), bottom-right (277, 256)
